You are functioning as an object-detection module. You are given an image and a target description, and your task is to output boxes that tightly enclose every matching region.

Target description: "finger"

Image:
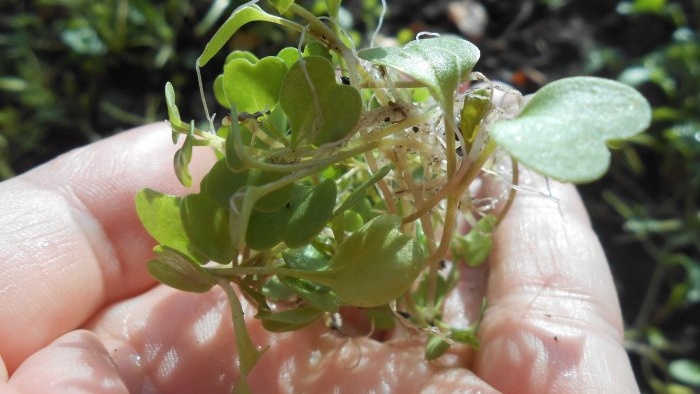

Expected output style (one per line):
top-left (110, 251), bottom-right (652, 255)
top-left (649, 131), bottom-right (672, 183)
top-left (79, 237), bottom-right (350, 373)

top-left (5, 330), bottom-right (128, 394)
top-left (0, 123), bottom-right (213, 372)
top-left (474, 171), bottom-right (638, 393)
top-left (82, 284), bottom-right (499, 393)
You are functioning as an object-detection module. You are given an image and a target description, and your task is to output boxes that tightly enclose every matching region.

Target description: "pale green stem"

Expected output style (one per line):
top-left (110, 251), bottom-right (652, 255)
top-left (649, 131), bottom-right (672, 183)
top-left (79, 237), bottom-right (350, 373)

top-left (217, 279), bottom-right (260, 394)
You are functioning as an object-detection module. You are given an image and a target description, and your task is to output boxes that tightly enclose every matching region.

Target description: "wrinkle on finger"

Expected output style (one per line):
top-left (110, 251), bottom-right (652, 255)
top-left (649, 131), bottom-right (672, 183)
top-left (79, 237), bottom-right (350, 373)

top-left (87, 284), bottom-right (499, 393)
top-left (474, 170), bottom-right (637, 393)
top-left (0, 123), bottom-right (213, 372)
top-left (8, 330), bottom-right (128, 394)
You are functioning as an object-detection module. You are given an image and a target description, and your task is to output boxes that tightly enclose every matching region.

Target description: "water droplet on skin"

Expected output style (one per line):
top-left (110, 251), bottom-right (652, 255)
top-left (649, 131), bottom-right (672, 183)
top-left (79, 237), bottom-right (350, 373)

top-left (131, 354), bottom-right (142, 367)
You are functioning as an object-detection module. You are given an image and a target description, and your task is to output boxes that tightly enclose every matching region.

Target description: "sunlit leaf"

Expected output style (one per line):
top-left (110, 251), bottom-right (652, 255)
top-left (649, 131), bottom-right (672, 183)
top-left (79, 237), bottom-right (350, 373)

top-left (425, 335), bottom-right (450, 361)
top-left (279, 56), bottom-right (362, 146)
top-left (449, 327), bottom-right (479, 348)
top-left (225, 50), bottom-right (259, 65)
top-left (490, 77), bottom-right (652, 183)
top-left (283, 178), bottom-right (337, 247)
top-left (198, 4), bottom-right (292, 67)
top-left (358, 37), bottom-right (480, 110)
top-left (277, 47), bottom-right (300, 68)
top-left (164, 82), bottom-right (183, 127)
top-left (201, 159), bottom-right (249, 209)
top-left (281, 246), bottom-right (341, 312)
top-left (459, 88), bottom-right (491, 153)
top-left (305, 215), bottom-right (424, 307)
top-left (268, 0), bottom-right (296, 14)
top-left (333, 165), bottom-right (391, 216)
top-left (451, 214), bottom-right (497, 267)
top-left (135, 189), bottom-right (204, 263)
top-left (148, 246), bottom-right (215, 293)
top-left (259, 306), bottom-right (325, 332)
top-left (262, 276), bottom-right (296, 301)
top-left (249, 169), bottom-right (295, 212)
top-left (173, 122), bottom-right (197, 187)
top-left (181, 192), bottom-right (235, 263)
top-left (222, 56), bottom-right (287, 113)
top-left (303, 41), bottom-right (332, 62)
top-left (669, 359), bottom-right (700, 387)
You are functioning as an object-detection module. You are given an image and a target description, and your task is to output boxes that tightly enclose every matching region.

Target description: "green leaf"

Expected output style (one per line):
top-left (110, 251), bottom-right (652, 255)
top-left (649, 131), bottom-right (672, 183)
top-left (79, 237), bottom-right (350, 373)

top-left (281, 246), bottom-right (341, 312)
top-left (269, 0), bottom-right (296, 14)
top-left (173, 122), bottom-right (196, 187)
top-left (333, 165), bottom-right (391, 216)
top-left (248, 169), bottom-right (295, 212)
top-left (307, 215), bottom-right (425, 307)
top-left (451, 214), bottom-right (497, 267)
top-left (358, 37), bottom-right (480, 110)
top-left (135, 189), bottom-right (203, 263)
top-left (181, 192), bottom-right (235, 264)
top-left (198, 4), bottom-right (291, 67)
top-left (222, 56), bottom-right (287, 113)
top-left (225, 118), bottom-right (249, 173)
top-left (669, 359), bottom-right (700, 387)
top-left (164, 82), bottom-right (183, 127)
top-left (325, 0), bottom-right (341, 19)
top-left (425, 335), bottom-right (451, 361)
top-left (225, 50), bottom-right (259, 65)
top-left (245, 184), bottom-right (309, 250)
top-left (489, 76), bottom-right (652, 183)
top-left (201, 159), bottom-right (250, 209)
top-left (279, 56), bottom-right (362, 146)
top-left (213, 75), bottom-right (227, 108)
top-left (283, 178), bottom-right (337, 248)
top-left (449, 327), bottom-right (480, 349)
top-left (148, 246), bottom-right (215, 293)
top-left (262, 276), bottom-right (296, 301)
top-left (303, 41), bottom-right (332, 62)
top-left (277, 47), bottom-right (300, 68)
top-left (459, 88), bottom-right (491, 153)
top-left (259, 306), bottom-right (325, 332)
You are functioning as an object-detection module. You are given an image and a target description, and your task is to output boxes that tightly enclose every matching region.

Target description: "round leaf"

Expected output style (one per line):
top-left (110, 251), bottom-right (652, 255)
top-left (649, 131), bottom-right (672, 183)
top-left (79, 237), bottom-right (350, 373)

top-left (358, 37), bottom-right (480, 110)
top-left (148, 246), bottom-right (215, 293)
top-left (489, 76), bottom-right (652, 183)
top-left (201, 159), bottom-right (249, 209)
top-left (279, 56), bottom-right (362, 146)
top-left (259, 306), bottom-right (325, 332)
top-left (283, 179), bottom-right (337, 248)
top-left (314, 215), bottom-right (425, 307)
top-left (222, 56), bottom-right (287, 113)
top-left (135, 189), bottom-right (204, 263)
top-left (181, 193), bottom-right (235, 264)
top-left (249, 169), bottom-right (295, 212)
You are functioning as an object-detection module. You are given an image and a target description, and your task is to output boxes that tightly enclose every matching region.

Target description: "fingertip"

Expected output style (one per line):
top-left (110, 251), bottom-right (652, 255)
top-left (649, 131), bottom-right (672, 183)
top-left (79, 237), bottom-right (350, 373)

top-left (9, 330), bottom-right (128, 394)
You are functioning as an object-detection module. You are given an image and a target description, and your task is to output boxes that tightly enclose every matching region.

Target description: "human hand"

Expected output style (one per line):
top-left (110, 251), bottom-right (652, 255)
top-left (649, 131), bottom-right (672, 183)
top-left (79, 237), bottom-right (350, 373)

top-left (0, 122), bottom-right (638, 393)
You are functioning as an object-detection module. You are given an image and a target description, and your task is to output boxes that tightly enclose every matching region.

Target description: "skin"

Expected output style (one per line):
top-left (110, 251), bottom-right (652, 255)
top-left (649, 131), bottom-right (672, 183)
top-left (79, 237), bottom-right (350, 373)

top-left (0, 122), bottom-right (639, 393)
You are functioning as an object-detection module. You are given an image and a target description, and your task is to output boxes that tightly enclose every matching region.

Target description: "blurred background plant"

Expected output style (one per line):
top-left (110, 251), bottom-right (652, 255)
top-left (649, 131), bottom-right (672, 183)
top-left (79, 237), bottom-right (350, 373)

top-left (1, 0), bottom-right (698, 391)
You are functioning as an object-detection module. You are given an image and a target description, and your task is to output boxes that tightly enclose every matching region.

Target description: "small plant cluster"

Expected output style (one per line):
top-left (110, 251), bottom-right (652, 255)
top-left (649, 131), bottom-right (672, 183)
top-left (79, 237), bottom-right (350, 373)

top-left (136, 0), bottom-right (651, 390)
top-left (598, 1), bottom-right (700, 391)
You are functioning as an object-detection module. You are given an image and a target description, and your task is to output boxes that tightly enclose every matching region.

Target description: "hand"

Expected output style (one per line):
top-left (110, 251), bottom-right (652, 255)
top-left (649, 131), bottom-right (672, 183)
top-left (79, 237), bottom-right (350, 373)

top-left (0, 123), bottom-right (638, 393)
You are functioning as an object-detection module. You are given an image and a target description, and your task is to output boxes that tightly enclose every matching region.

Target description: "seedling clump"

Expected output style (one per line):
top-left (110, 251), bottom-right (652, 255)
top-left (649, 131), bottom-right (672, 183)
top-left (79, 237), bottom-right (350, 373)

top-left (136, 0), bottom-right (651, 390)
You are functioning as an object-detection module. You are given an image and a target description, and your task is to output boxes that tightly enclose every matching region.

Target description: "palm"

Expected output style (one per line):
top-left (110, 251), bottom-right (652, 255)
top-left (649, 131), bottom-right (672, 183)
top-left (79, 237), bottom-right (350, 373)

top-left (0, 124), bottom-right (637, 393)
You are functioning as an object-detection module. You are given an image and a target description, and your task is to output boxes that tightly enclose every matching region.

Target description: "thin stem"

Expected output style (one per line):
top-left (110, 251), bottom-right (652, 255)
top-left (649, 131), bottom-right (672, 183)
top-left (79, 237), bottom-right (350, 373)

top-left (289, 3), bottom-right (360, 87)
top-left (495, 157), bottom-right (519, 225)
top-left (403, 139), bottom-right (498, 224)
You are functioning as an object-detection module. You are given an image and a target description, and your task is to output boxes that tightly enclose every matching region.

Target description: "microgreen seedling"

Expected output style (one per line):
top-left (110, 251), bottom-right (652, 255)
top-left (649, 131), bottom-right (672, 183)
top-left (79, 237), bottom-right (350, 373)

top-left (136, 1), bottom-right (651, 391)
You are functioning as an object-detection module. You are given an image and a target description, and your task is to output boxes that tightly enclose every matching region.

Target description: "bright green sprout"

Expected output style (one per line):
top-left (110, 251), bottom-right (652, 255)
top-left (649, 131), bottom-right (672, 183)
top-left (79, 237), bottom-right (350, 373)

top-left (138, 1), bottom-right (651, 391)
